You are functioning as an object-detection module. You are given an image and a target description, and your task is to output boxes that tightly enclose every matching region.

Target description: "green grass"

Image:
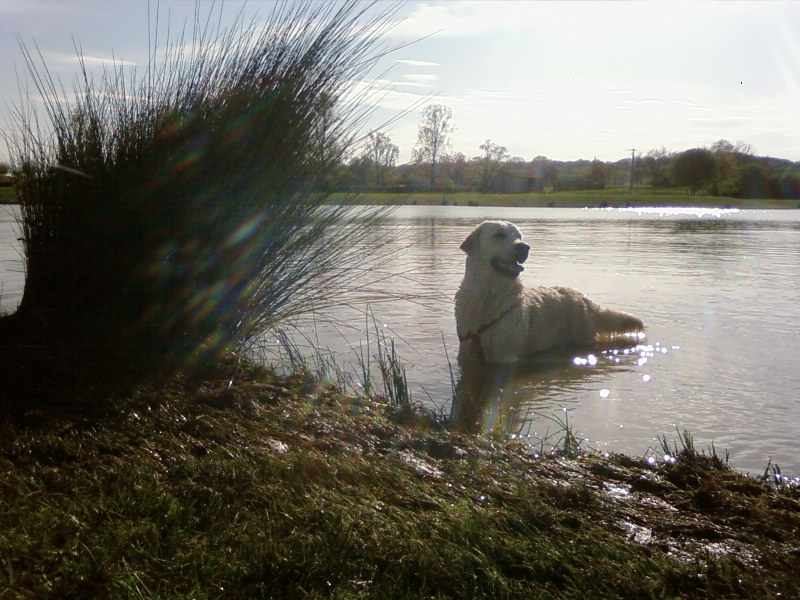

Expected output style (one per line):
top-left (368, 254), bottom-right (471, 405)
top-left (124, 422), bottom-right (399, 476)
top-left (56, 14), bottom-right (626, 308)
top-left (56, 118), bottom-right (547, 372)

top-left (2, 358), bottom-right (799, 599)
top-left (334, 188), bottom-right (800, 209)
top-left (0, 187), bottom-right (16, 204)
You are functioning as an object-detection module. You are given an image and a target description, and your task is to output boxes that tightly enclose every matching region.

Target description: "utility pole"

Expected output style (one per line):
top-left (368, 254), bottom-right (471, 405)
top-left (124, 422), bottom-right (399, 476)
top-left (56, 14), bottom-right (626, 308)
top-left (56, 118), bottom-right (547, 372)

top-left (627, 148), bottom-right (637, 189)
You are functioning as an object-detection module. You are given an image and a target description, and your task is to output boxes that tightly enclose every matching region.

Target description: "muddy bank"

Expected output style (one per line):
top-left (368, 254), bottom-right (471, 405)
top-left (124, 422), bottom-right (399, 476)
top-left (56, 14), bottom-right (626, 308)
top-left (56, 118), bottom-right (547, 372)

top-left (2, 363), bottom-right (799, 599)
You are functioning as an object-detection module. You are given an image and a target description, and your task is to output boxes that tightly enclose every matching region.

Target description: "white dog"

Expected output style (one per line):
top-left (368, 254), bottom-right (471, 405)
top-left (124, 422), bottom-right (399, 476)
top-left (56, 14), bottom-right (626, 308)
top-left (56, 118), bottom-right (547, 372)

top-left (455, 220), bottom-right (644, 363)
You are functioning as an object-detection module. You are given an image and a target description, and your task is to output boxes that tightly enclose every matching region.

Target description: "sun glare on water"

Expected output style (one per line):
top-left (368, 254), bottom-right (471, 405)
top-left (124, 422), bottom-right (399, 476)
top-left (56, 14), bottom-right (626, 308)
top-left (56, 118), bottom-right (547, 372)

top-left (614, 206), bottom-right (742, 218)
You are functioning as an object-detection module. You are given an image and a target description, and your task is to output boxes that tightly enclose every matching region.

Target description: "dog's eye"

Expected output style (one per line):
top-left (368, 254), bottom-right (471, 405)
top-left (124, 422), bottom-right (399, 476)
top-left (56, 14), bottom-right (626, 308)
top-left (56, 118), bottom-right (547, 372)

top-left (492, 232), bottom-right (506, 239)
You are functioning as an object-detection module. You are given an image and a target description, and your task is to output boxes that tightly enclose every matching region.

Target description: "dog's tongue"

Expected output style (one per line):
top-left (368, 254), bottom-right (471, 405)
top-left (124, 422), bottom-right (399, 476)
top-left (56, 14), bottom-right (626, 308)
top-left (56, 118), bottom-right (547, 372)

top-left (492, 258), bottom-right (524, 277)
top-left (491, 258), bottom-right (525, 277)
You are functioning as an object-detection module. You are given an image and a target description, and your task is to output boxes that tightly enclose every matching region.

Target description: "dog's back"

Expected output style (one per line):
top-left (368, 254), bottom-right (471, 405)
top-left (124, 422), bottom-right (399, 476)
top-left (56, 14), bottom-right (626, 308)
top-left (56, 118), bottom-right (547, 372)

top-left (521, 286), bottom-right (643, 354)
top-left (521, 286), bottom-right (597, 352)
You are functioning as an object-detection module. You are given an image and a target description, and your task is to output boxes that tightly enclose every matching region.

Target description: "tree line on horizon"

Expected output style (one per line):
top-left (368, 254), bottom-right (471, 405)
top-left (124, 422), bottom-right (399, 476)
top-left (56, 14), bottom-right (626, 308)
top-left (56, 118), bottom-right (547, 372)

top-left (3, 100), bottom-right (799, 201)
top-left (340, 103), bottom-right (800, 200)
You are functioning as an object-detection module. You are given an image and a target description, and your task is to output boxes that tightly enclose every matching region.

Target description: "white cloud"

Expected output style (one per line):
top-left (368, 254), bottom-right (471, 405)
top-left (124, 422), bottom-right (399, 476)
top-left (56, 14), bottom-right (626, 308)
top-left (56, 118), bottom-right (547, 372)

top-left (396, 59), bottom-right (440, 67)
top-left (388, 2), bottom-right (540, 39)
top-left (342, 78), bottom-right (432, 112)
top-left (44, 51), bottom-right (137, 68)
top-left (402, 73), bottom-right (437, 86)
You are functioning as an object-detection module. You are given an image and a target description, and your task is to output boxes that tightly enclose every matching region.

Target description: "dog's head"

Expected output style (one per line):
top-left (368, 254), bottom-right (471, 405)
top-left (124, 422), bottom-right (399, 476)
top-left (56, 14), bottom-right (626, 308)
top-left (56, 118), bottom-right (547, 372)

top-left (460, 220), bottom-right (530, 278)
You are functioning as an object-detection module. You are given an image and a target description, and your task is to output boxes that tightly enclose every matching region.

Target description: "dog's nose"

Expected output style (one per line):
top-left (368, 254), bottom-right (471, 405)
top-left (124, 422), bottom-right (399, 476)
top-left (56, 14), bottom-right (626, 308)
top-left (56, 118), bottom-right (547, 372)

top-left (515, 242), bottom-right (530, 263)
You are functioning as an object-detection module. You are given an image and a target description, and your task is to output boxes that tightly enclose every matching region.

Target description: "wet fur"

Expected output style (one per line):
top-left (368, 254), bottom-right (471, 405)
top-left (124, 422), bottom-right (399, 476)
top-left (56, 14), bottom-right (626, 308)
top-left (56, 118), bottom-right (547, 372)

top-left (455, 220), bottom-right (644, 364)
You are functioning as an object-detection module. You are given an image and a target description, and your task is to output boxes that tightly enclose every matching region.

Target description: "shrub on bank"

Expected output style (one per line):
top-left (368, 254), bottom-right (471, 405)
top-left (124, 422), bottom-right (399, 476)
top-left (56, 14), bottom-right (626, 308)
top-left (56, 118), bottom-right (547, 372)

top-left (1, 1), bottom-right (398, 401)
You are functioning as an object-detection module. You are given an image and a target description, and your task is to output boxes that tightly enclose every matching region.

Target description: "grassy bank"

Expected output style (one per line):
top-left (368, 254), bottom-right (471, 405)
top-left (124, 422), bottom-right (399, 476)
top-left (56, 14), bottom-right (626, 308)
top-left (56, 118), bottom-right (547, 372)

top-left (335, 189), bottom-right (799, 209)
top-left (3, 359), bottom-right (799, 599)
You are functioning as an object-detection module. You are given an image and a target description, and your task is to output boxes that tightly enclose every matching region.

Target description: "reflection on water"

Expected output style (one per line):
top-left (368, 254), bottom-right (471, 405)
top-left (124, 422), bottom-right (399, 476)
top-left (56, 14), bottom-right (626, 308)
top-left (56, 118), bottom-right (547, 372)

top-left (448, 352), bottom-right (605, 435)
top-left (448, 341), bottom-right (654, 437)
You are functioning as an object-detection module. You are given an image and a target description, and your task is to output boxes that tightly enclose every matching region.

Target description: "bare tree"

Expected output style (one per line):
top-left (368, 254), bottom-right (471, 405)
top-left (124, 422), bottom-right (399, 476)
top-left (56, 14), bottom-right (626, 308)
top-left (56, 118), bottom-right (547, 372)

top-left (447, 151), bottom-right (470, 189)
top-left (363, 130), bottom-right (399, 187)
top-left (733, 140), bottom-right (754, 156)
top-left (642, 147), bottom-right (671, 188)
top-left (411, 103), bottom-right (453, 189)
top-left (710, 139), bottom-right (752, 156)
top-left (477, 139), bottom-right (508, 192)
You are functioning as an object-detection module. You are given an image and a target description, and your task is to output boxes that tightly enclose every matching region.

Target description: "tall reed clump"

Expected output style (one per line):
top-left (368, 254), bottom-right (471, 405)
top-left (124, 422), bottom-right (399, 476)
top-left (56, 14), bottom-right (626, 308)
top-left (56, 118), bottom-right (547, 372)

top-left (1, 1), bottom-right (402, 402)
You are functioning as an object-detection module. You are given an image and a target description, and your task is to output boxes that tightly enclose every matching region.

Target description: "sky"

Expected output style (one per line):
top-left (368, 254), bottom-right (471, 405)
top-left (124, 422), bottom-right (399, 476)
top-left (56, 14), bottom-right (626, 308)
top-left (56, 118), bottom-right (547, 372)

top-left (1, 0), bottom-right (799, 165)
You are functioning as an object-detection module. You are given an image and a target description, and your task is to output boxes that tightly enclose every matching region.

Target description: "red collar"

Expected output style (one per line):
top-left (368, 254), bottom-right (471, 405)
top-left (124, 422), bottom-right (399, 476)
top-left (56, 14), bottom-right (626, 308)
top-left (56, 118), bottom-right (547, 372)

top-left (458, 305), bottom-right (515, 355)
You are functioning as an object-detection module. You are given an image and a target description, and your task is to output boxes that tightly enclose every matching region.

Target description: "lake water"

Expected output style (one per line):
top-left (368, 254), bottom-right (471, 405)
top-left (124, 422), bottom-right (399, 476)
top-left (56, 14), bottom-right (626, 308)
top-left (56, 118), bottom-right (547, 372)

top-left (0, 206), bottom-right (24, 314)
top-left (2, 204), bottom-right (799, 475)
top-left (263, 205), bottom-right (800, 477)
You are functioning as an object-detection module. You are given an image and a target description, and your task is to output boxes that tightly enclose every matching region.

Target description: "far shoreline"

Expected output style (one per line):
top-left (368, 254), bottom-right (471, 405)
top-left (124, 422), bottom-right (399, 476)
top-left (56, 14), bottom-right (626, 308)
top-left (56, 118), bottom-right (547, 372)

top-left (333, 190), bottom-right (800, 210)
top-left (3, 186), bottom-right (799, 209)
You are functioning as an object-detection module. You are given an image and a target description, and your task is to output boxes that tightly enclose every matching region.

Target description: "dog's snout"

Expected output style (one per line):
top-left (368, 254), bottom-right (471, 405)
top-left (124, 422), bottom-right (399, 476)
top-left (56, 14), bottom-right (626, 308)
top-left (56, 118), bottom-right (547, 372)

top-left (515, 242), bottom-right (530, 263)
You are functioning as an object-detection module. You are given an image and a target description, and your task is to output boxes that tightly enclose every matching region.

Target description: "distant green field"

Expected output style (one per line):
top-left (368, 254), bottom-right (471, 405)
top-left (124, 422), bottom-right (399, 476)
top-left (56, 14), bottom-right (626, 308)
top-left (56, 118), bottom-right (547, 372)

top-left (0, 187), bottom-right (16, 204)
top-left (334, 188), bottom-right (799, 209)
top-left (4, 186), bottom-right (797, 209)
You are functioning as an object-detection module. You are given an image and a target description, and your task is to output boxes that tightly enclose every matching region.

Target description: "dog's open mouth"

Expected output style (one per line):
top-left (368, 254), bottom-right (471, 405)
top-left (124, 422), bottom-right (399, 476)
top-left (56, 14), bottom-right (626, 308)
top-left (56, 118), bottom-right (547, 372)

top-left (490, 258), bottom-right (525, 277)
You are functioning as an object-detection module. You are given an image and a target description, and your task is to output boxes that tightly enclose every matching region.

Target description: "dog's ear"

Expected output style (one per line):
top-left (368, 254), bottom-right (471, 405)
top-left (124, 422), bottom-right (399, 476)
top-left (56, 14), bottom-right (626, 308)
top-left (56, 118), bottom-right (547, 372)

top-left (460, 230), bottom-right (478, 254)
